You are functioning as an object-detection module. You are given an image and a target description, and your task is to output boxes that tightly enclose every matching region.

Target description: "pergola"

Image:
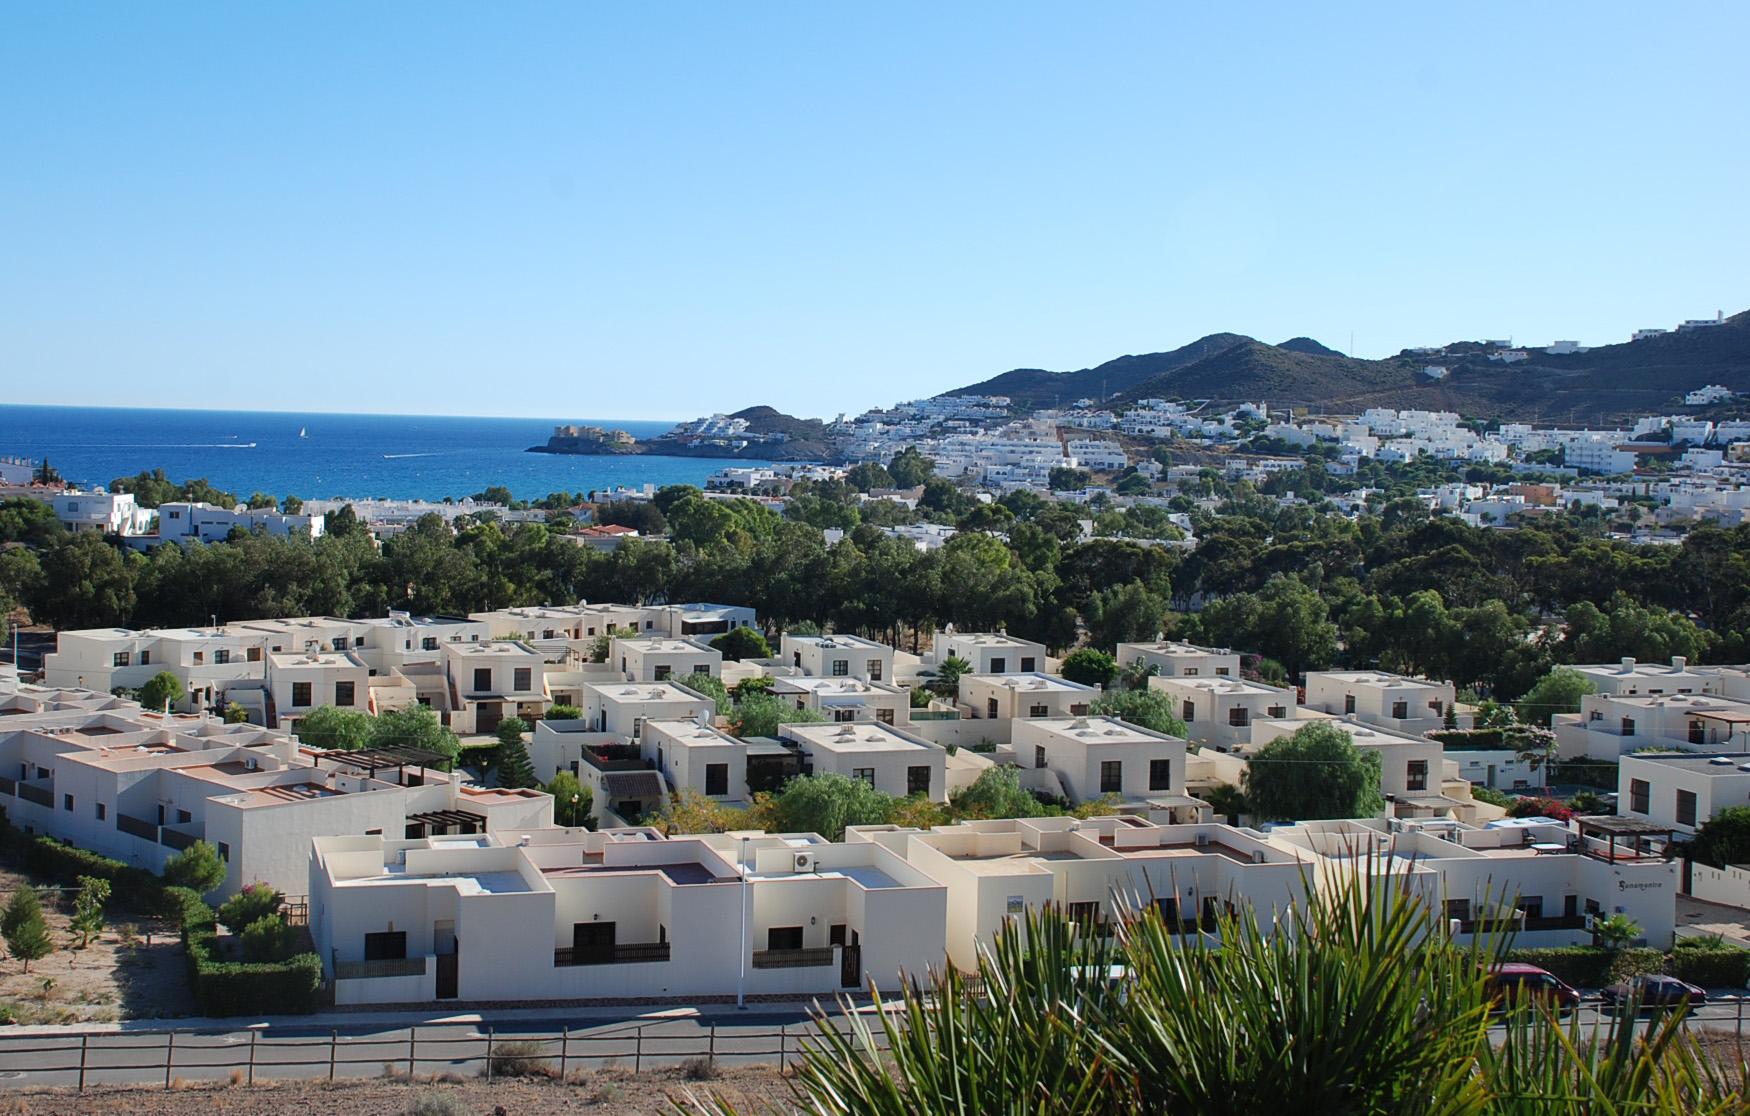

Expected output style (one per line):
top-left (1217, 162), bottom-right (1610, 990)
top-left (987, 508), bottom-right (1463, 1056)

top-left (405, 808), bottom-right (486, 834)
top-left (311, 745), bottom-right (455, 779)
top-left (1576, 815), bottom-right (1676, 864)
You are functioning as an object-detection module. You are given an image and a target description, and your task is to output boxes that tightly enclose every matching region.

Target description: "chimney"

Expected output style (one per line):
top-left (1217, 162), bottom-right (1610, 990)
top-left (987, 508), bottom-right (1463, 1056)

top-left (1672, 656), bottom-right (1688, 672)
top-left (1619, 657), bottom-right (1636, 673)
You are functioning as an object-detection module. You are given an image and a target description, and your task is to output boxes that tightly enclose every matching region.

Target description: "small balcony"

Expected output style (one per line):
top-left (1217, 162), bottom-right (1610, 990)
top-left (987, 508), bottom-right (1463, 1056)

top-left (116, 813), bottom-right (158, 841)
top-left (751, 947), bottom-right (835, 970)
top-left (15, 782), bottom-right (52, 808)
top-left (553, 942), bottom-right (671, 967)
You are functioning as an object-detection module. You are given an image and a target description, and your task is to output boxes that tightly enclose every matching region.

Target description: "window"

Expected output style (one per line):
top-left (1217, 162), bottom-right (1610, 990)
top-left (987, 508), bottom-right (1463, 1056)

top-left (1621, 717), bottom-right (1636, 736)
top-left (829, 924), bottom-right (847, 947)
top-left (987, 698), bottom-right (1000, 718)
top-left (1344, 694), bottom-right (1355, 714)
top-left (217, 841), bottom-right (230, 862)
top-left (176, 809), bottom-right (191, 824)
top-left (852, 768), bottom-right (875, 786)
top-left (654, 665), bottom-right (672, 681)
top-left (63, 794), bottom-right (73, 812)
top-left (1184, 668), bottom-right (1199, 677)
top-left (705, 763), bottom-right (729, 796)
top-left (543, 629), bottom-right (555, 640)
top-left (1390, 700), bottom-right (1408, 719)
top-left (767, 927), bottom-right (804, 951)
top-left (1099, 760), bottom-right (1122, 793)
top-left (140, 650), bottom-right (150, 665)
top-left (990, 657), bottom-right (1006, 674)
top-left (1228, 707), bottom-right (1249, 727)
top-left (1067, 901), bottom-right (1101, 926)
top-left (473, 668), bottom-right (492, 693)
top-left (1428, 699), bottom-right (1443, 712)
top-left (834, 709), bottom-right (856, 722)
top-left (113, 651), bottom-right (130, 667)
top-left (334, 681), bottom-right (355, 707)
top-left (694, 665), bottom-right (710, 676)
top-left (1029, 704), bottom-right (1049, 718)
top-left (1020, 657), bottom-right (1035, 672)
top-left (245, 647), bottom-right (261, 662)
top-left (1215, 667), bottom-right (1230, 676)
top-left (907, 765), bottom-right (931, 796)
top-left (1676, 790), bottom-right (1697, 828)
top-left (423, 637), bottom-right (438, 651)
top-left (193, 651), bottom-right (204, 665)
top-left (1069, 703), bottom-right (1089, 716)
top-left (1182, 701), bottom-right (1195, 722)
top-left (363, 931), bottom-right (408, 961)
top-left (1406, 760), bottom-right (1428, 792)
top-left (1035, 746), bottom-right (1047, 769)
top-left (876, 708), bottom-right (894, 725)
top-left (291, 682), bottom-right (312, 707)
top-left (1629, 779), bottom-right (1650, 814)
top-left (1267, 705), bottom-right (1286, 719)
top-left (1149, 759), bottom-right (1172, 790)
top-left (332, 637), bottom-right (348, 652)
top-left (867, 660), bottom-right (883, 680)
top-left (832, 659), bottom-right (849, 677)
top-left (95, 803), bottom-right (106, 821)
top-left (514, 667), bottom-right (532, 692)
top-left (1445, 898), bottom-right (1470, 922)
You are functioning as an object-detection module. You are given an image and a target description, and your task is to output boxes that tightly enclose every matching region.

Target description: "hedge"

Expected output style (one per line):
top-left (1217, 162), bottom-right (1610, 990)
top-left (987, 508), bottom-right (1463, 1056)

top-left (1670, 939), bottom-right (1750, 988)
top-left (10, 834), bottom-right (160, 895)
top-left (184, 928), bottom-right (323, 1016)
top-left (1504, 946), bottom-right (1665, 988)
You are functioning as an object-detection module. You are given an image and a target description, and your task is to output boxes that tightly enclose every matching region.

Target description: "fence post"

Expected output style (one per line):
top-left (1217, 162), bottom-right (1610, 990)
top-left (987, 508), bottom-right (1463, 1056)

top-left (710, 1022), bottom-right (717, 1059)
top-left (485, 1026), bottom-right (494, 1082)
top-left (634, 1025), bottom-right (643, 1075)
top-left (328, 1030), bottom-right (337, 1082)
top-left (164, 1031), bottom-right (175, 1089)
top-left (248, 1029), bottom-right (258, 1086)
top-left (559, 1029), bottom-right (569, 1081)
top-left (78, 1033), bottom-right (88, 1093)
top-left (408, 1026), bottom-right (417, 1080)
top-left (779, 1024), bottom-right (785, 1072)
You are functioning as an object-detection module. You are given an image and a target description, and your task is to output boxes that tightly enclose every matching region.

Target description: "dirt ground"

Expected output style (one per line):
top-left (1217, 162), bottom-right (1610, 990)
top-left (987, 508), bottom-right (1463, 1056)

top-left (0, 1064), bottom-right (793, 1116)
top-left (0, 865), bottom-right (194, 1024)
top-left (1678, 895), bottom-right (1750, 950)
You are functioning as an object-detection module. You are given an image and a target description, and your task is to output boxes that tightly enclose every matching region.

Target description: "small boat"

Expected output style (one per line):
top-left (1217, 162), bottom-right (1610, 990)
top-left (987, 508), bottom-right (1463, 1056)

top-left (299, 427), bottom-right (308, 438)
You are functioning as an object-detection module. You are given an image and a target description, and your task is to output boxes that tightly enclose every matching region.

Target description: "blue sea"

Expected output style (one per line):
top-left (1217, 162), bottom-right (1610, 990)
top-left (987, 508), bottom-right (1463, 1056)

top-left (0, 405), bottom-right (774, 503)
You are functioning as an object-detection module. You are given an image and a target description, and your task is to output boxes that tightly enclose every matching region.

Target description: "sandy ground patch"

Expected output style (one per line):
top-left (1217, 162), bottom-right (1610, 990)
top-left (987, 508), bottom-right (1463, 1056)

top-left (1677, 894), bottom-right (1750, 950)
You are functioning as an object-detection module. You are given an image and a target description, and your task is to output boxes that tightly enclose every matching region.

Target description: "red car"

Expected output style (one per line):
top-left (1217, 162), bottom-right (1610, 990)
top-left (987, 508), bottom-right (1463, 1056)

top-left (1601, 975), bottom-right (1707, 1010)
top-left (1486, 963), bottom-right (1582, 1013)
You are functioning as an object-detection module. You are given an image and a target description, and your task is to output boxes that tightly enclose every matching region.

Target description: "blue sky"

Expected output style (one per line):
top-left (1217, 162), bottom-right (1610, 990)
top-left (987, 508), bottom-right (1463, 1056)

top-left (4, 3), bottom-right (1745, 421)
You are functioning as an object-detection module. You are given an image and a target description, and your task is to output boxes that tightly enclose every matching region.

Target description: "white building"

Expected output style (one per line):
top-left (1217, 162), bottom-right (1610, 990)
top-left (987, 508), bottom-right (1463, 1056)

top-left (1116, 640), bottom-right (1241, 679)
top-left (931, 631), bottom-right (1049, 675)
top-left (613, 637), bottom-right (722, 683)
top-left (1303, 671), bottom-right (1454, 735)
top-left (1619, 752), bottom-right (1750, 834)
top-left (50, 491), bottom-right (153, 536)
top-left (1150, 676), bottom-right (1295, 752)
top-left (770, 677), bottom-right (909, 726)
top-left (1010, 715), bottom-right (1189, 806)
top-left (779, 721), bottom-right (947, 801)
top-left (782, 634), bottom-right (894, 683)
top-left (156, 501), bottom-right (324, 543)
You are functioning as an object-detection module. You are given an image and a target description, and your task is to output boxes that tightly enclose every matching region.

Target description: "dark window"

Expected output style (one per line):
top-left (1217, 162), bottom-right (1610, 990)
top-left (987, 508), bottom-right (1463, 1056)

top-left (62, 794), bottom-right (73, 812)
top-left (1182, 700), bottom-right (1195, 722)
top-left (1099, 760), bottom-right (1122, 793)
top-left (1391, 700), bottom-right (1408, 719)
top-left (1035, 745), bottom-right (1047, 769)
top-left (245, 647), bottom-right (260, 662)
top-left (767, 926), bottom-right (804, 951)
top-left (987, 698), bottom-right (1000, 718)
top-left (1621, 717), bottom-right (1636, 736)
top-left (852, 768), bottom-right (875, 785)
top-left (1406, 760), bottom-right (1428, 792)
top-left (1677, 790), bottom-right (1697, 827)
top-left (514, 667), bottom-right (532, 692)
top-left (705, 763), bottom-right (729, 796)
top-left (1149, 759), bottom-right (1172, 790)
top-left (573, 922), bottom-right (616, 963)
top-left (654, 665), bottom-right (672, 681)
top-left (193, 652), bottom-right (204, 664)
top-left (694, 665), bottom-right (710, 676)
top-left (113, 652), bottom-right (130, 667)
top-left (834, 709), bottom-right (856, 722)
top-left (1020, 657), bottom-right (1036, 672)
top-left (867, 659), bottom-right (883, 680)
top-left (1629, 779), bottom-right (1650, 814)
top-left (291, 682), bottom-right (312, 707)
top-left (176, 809), bottom-right (191, 824)
top-left (474, 668), bottom-right (492, 693)
top-left (1520, 897), bottom-right (1544, 919)
top-left (95, 803), bottom-right (106, 821)
top-left (1344, 694), bottom-right (1356, 714)
top-left (1029, 704), bottom-right (1048, 717)
top-left (832, 659), bottom-right (849, 677)
top-left (1690, 720), bottom-right (1706, 744)
top-left (829, 924), bottom-right (847, 947)
top-left (1069, 703), bottom-right (1090, 716)
top-left (907, 765), bottom-right (932, 797)
top-left (423, 637), bottom-right (438, 651)
top-left (1228, 707), bottom-right (1249, 727)
top-left (1067, 901), bottom-right (1101, 925)
top-left (363, 931), bottom-right (407, 961)
top-left (990, 658), bottom-right (1006, 674)
top-left (334, 681), bottom-right (355, 707)
top-left (876, 708), bottom-right (895, 725)
top-left (1267, 705), bottom-right (1286, 718)
top-left (141, 650), bottom-right (151, 665)
top-left (1445, 898), bottom-right (1470, 922)
top-left (215, 649), bottom-right (230, 665)
top-left (217, 841), bottom-right (229, 862)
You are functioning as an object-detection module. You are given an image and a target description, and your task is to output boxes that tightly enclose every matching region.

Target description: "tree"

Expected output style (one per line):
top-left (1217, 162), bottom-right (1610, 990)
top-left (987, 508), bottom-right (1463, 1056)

top-left (216, 883), bottom-right (281, 932)
top-left (293, 704), bottom-right (371, 751)
top-left (1592, 913), bottom-right (1642, 951)
top-left (1049, 467), bottom-right (1092, 491)
top-left (369, 704), bottom-right (460, 761)
top-left (3, 887), bottom-right (50, 973)
top-left (163, 839), bottom-right (228, 895)
top-left (1688, 805), bottom-right (1750, 869)
top-left (731, 693), bottom-right (824, 739)
top-left (1204, 783), bottom-right (1250, 824)
top-left (544, 770), bottom-right (594, 829)
top-left (282, 495), bottom-right (303, 515)
top-left (710, 627), bottom-right (770, 662)
top-left (1090, 689), bottom-right (1186, 737)
top-left (1060, 649), bottom-right (1118, 688)
top-left (934, 654), bottom-right (973, 692)
top-left (32, 531), bottom-right (138, 630)
top-left (1244, 722), bottom-right (1383, 822)
top-left (139, 670), bottom-right (185, 713)
top-left (240, 915), bottom-right (298, 963)
top-left (70, 876), bottom-right (110, 948)
top-left (763, 774), bottom-right (893, 841)
top-left (678, 671), bottom-right (731, 709)
top-left (846, 462), bottom-right (895, 492)
top-left (223, 701), bottom-right (250, 724)
top-left (653, 787), bottom-right (748, 835)
top-left (246, 492), bottom-right (278, 510)
top-left (949, 765), bottom-right (1044, 820)
top-left (494, 720), bottom-right (538, 789)
top-left (887, 447), bottom-right (935, 489)
top-left (1515, 667), bottom-right (1596, 727)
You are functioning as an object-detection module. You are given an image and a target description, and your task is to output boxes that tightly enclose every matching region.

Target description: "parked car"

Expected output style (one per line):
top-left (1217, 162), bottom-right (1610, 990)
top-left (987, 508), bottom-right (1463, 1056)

top-left (1601, 974), bottom-right (1706, 1011)
top-left (1485, 963), bottom-right (1581, 1013)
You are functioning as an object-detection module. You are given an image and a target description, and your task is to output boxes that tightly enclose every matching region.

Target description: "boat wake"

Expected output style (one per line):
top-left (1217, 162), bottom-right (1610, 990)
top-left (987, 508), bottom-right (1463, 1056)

top-left (382, 453), bottom-right (437, 459)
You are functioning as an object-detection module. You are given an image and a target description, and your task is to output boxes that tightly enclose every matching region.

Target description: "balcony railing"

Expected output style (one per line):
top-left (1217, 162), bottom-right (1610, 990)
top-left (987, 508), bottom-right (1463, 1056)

top-left (0, 776), bottom-right (15, 796)
top-left (16, 783), bottom-right (52, 808)
top-left (1524, 914), bottom-right (1590, 932)
top-left (751, 947), bottom-right (835, 970)
top-left (334, 956), bottom-right (428, 980)
top-left (554, 942), bottom-right (671, 967)
top-left (116, 814), bottom-right (158, 841)
top-left (159, 828), bottom-right (200, 851)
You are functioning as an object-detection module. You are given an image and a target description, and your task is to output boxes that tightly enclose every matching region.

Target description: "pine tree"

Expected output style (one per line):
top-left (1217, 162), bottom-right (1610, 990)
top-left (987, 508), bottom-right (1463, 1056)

top-left (3, 887), bottom-right (52, 972)
top-left (1, 885), bottom-right (41, 940)
top-left (497, 736), bottom-right (539, 790)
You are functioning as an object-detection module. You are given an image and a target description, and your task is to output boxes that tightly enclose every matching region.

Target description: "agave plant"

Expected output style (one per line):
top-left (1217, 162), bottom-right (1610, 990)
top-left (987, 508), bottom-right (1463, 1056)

top-left (679, 860), bottom-right (1746, 1116)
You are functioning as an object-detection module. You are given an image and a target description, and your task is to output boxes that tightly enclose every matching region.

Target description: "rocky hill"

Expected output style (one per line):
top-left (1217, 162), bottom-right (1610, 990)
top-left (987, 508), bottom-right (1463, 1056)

top-left (940, 311), bottom-right (1750, 423)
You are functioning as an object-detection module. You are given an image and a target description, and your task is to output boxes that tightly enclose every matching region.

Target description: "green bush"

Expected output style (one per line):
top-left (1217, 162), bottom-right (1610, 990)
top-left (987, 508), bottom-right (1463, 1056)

top-left (184, 928), bottom-right (322, 1016)
top-left (1505, 946), bottom-right (1665, 988)
top-left (216, 884), bottom-right (281, 932)
top-left (239, 915), bottom-right (298, 963)
top-left (13, 835), bottom-right (158, 894)
top-left (159, 886), bottom-right (216, 931)
top-left (1669, 939), bottom-right (1750, 987)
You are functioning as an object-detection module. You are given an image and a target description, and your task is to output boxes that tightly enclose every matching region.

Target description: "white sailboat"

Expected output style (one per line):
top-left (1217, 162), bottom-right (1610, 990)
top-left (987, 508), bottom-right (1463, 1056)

top-left (299, 427), bottom-right (308, 438)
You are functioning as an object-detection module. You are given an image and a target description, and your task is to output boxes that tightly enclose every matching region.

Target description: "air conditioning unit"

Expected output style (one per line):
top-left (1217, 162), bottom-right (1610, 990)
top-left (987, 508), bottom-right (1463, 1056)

top-left (244, 757), bottom-right (258, 771)
top-left (1251, 850), bottom-right (1265, 864)
top-left (1194, 832), bottom-right (1209, 847)
top-left (793, 852), bottom-right (816, 872)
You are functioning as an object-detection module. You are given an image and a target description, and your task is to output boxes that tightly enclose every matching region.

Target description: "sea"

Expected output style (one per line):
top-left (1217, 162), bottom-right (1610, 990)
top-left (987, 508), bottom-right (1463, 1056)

top-left (0, 405), bottom-right (775, 504)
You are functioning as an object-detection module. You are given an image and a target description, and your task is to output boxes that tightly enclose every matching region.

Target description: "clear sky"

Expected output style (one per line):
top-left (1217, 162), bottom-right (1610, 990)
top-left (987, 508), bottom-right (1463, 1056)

top-left (4, 3), bottom-right (1745, 421)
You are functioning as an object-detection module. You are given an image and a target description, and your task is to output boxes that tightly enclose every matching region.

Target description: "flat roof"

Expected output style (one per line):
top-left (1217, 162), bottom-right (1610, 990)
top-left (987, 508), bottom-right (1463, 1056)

top-left (942, 633), bottom-right (1043, 648)
top-left (1029, 717), bottom-right (1169, 745)
top-left (786, 723), bottom-right (936, 754)
top-left (785, 634), bottom-right (888, 650)
top-left (1309, 671), bottom-right (1442, 687)
top-left (613, 637), bottom-right (715, 653)
top-left (543, 861), bottom-right (725, 886)
top-left (1159, 676), bottom-right (1287, 697)
top-left (964, 673), bottom-right (1095, 693)
top-left (591, 682), bottom-right (708, 703)
top-left (1624, 752), bottom-right (1750, 773)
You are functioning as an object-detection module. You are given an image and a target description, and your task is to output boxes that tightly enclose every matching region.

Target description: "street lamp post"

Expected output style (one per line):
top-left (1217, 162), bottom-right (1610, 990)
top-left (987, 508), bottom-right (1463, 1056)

top-left (737, 834), bottom-right (750, 1010)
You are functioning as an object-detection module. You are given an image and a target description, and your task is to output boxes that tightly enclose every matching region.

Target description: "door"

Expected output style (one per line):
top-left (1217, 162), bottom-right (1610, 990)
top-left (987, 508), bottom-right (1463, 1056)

top-left (435, 921), bottom-right (458, 999)
top-left (476, 702), bottom-right (503, 735)
top-left (840, 929), bottom-right (861, 989)
top-left (574, 921), bottom-right (616, 965)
